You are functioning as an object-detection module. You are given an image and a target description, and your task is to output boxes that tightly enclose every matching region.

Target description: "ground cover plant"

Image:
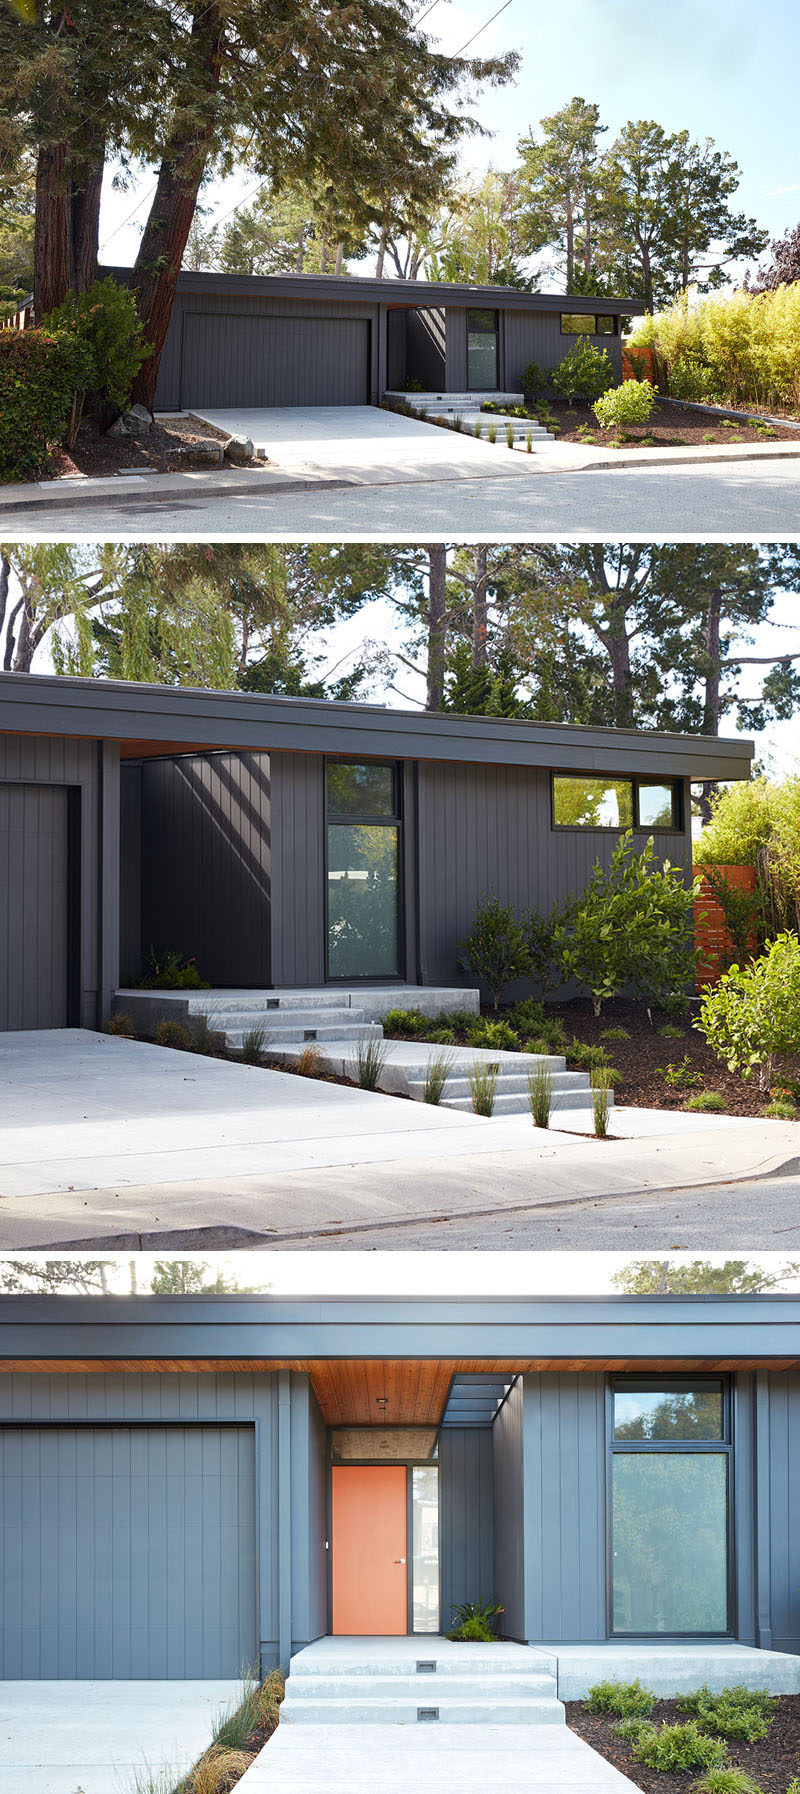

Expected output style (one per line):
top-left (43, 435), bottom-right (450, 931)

top-left (567, 1686), bottom-right (800, 1794)
top-left (130, 1673), bottom-right (284, 1794)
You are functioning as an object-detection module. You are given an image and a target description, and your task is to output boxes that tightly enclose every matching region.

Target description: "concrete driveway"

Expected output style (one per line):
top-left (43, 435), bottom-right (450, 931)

top-left (0, 1680), bottom-right (239, 1794)
top-left (187, 403), bottom-right (534, 484)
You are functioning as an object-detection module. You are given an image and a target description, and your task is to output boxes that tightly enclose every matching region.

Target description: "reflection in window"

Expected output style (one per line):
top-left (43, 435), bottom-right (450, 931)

top-left (467, 308), bottom-right (499, 390)
top-left (412, 1465), bottom-right (440, 1633)
top-left (612, 1453), bottom-right (729, 1634)
top-left (553, 776), bottom-right (634, 829)
top-left (561, 312), bottom-right (597, 335)
top-left (327, 762), bottom-right (395, 818)
top-left (614, 1382), bottom-right (724, 1440)
top-left (327, 825), bottom-right (399, 978)
top-left (638, 782), bottom-right (677, 829)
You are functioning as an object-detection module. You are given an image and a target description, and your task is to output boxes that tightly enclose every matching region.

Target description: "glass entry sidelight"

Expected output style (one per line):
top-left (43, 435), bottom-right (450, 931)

top-left (466, 308), bottom-right (499, 389)
top-left (326, 760), bottom-right (401, 979)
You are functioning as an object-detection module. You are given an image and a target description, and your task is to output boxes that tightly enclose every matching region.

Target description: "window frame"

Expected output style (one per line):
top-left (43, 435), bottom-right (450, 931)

top-left (550, 772), bottom-right (684, 834)
top-left (560, 312), bottom-right (619, 337)
top-left (606, 1375), bottom-right (736, 1640)
top-left (324, 756), bottom-right (405, 984)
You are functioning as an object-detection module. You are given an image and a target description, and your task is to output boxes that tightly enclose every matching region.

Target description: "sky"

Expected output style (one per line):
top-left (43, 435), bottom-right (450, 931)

top-left (3, 1250), bottom-right (799, 1294)
top-left (96, 0), bottom-right (800, 276)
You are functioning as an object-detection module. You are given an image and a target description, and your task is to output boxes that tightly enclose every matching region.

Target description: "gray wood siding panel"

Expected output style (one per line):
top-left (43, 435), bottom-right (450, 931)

top-left (493, 1381), bottom-right (525, 1640)
top-left (120, 762), bottom-right (142, 982)
top-left (523, 1374), bottom-right (606, 1642)
top-left (504, 310), bottom-right (623, 383)
top-left (767, 1372), bottom-right (800, 1652)
top-left (0, 1370), bottom-right (280, 1672)
top-left (0, 785), bottom-right (68, 1029)
top-left (439, 1428), bottom-right (494, 1626)
top-left (156, 291), bottom-right (383, 410)
top-left (0, 1422), bottom-right (257, 1678)
top-left (140, 752), bottom-right (271, 986)
top-left (178, 309), bottom-right (370, 410)
top-left (417, 761), bottom-right (692, 988)
top-left (0, 733), bottom-right (103, 1028)
top-left (288, 1373), bottom-right (327, 1649)
top-left (406, 307), bottom-right (447, 388)
top-left (269, 751), bottom-right (325, 986)
top-left (386, 310), bottom-right (407, 388)
top-left (445, 307), bottom-right (467, 388)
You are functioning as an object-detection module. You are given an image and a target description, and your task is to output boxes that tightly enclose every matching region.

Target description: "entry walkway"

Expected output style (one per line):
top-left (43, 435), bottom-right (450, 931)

top-left (0, 1679), bottom-right (239, 1794)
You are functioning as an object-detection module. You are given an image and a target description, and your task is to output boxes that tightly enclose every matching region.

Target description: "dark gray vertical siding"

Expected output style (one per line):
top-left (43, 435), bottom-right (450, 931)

top-left (445, 307), bottom-right (467, 388)
top-left (154, 291), bottom-right (382, 410)
top-left (120, 762), bottom-right (142, 982)
top-left (439, 1428), bottom-right (494, 1625)
top-left (180, 312), bottom-right (371, 409)
top-left (269, 750), bottom-right (325, 986)
top-left (406, 308), bottom-right (447, 388)
top-left (139, 751), bottom-right (271, 986)
top-left (523, 1374), bottom-right (606, 1642)
top-left (386, 310), bottom-right (407, 388)
top-left (492, 1381), bottom-right (525, 1640)
top-left (0, 784), bottom-right (69, 1029)
top-left (732, 1375), bottom-right (757, 1644)
top-left (289, 1374), bottom-right (328, 1649)
top-left (417, 760), bottom-right (692, 988)
top-left (766, 1372), bottom-right (800, 1652)
top-left (504, 310), bottom-right (624, 383)
top-left (0, 732), bottom-right (104, 1028)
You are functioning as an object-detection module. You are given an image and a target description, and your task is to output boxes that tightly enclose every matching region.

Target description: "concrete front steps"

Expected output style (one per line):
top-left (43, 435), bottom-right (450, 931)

top-left (113, 984), bottom-right (479, 1049)
top-left (281, 1637), bottom-right (564, 1726)
top-left (384, 389), bottom-right (553, 441)
top-left (403, 1056), bottom-right (597, 1116)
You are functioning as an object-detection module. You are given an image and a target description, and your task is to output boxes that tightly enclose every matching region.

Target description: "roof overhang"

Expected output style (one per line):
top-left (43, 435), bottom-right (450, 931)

top-left (0, 674), bottom-right (755, 782)
top-left (103, 264), bottom-right (644, 317)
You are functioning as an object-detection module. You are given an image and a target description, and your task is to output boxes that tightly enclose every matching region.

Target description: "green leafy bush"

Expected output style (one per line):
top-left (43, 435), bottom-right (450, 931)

top-left (448, 1598), bottom-right (503, 1641)
top-left (690, 1771), bottom-right (764, 1794)
top-left (687, 1090), bottom-right (728, 1113)
top-left (508, 997), bottom-right (546, 1036)
top-left (382, 1007), bottom-right (429, 1038)
top-left (465, 1016), bottom-right (519, 1052)
top-left (521, 359), bottom-right (547, 398)
top-left (664, 1054), bottom-right (703, 1090)
top-left (134, 948), bottom-right (209, 990)
top-left (630, 285), bottom-right (800, 414)
top-left (593, 379), bottom-right (656, 430)
top-left (0, 328), bottom-right (94, 478)
top-left (524, 902), bottom-right (564, 997)
top-left (568, 1039), bottom-right (612, 1070)
top-left (614, 1718), bottom-right (657, 1744)
top-left (43, 275), bottom-right (151, 413)
top-left (677, 1685), bottom-right (776, 1743)
top-left (696, 932), bottom-right (800, 1088)
top-left (586, 1677), bottom-right (656, 1717)
top-left (631, 1722), bottom-right (727, 1772)
top-left (697, 777), bottom-right (800, 941)
top-left (560, 833), bottom-right (697, 1016)
top-left (459, 894), bottom-right (532, 1008)
top-left (552, 339), bottom-right (615, 404)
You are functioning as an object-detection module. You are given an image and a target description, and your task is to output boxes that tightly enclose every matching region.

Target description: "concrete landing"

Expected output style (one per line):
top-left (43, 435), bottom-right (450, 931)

top-left (545, 1640), bottom-right (800, 1699)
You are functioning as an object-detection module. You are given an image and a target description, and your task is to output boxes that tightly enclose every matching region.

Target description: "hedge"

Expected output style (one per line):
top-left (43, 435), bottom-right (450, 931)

top-left (0, 329), bottom-right (95, 480)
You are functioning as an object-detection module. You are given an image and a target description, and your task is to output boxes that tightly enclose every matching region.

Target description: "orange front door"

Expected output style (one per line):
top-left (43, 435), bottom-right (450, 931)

top-left (331, 1465), bottom-right (408, 1634)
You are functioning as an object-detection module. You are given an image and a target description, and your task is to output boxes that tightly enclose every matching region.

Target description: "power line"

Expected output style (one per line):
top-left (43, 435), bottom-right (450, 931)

top-left (455, 0), bottom-right (513, 55)
top-left (415, 0), bottom-right (444, 23)
top-left (99, 182), bottom-right (158, 253)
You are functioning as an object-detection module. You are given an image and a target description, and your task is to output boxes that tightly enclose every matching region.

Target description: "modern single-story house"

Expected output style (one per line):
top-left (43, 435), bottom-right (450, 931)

top-left (0, 672), bottom-right (754, 1032)
top-left (104, 267), bottom-right (643, 411)
top-left (0, 1292), bottom-right (798, 1680)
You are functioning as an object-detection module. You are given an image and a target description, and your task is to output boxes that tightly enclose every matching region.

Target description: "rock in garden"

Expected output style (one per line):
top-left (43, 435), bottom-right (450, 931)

top-left (162, 443), bottom-right (225, 470)
top-left (223, 433), bottom-right (255, 463)
top-left (107, 417), bottom-right (129, 436)
top-left (121, 403), bottom-right (154, 435)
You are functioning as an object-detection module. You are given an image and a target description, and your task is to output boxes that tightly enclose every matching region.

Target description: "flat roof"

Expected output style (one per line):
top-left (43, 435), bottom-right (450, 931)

top-left (0, 673), bottom-right (754, 781)
top-left (0, 1294), bottom-right (797, 1370)
top-left (104, 264), bottom-right (643, 316)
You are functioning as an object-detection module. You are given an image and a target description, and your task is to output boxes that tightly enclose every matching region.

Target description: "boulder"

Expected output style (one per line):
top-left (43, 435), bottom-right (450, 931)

top-left (121, 403), bottom-right (154, 435)
top-left (107, 417), bottom-right (129, 437)
top-left (223, 433), bottom-right (255, 464)
top-left (162, 442), bottom-right (224, 471)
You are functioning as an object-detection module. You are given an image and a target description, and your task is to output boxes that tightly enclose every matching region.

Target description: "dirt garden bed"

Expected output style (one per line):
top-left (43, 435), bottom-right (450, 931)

top-left (534, 397), bottom-right (800, 448)
top-left (37, 412), bottom-right (256, 481)
top-left (567, 1695), bottom-right (800, 1794)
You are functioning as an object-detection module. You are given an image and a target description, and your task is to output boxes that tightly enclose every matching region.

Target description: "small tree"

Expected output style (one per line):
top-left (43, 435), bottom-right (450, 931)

top-left (458, 894), bottom-right (532, 1009)
top-left (695, 931), bottom-right (800, 1089)
top-left (551, 339), bottom-right (614, 403)
top-left (559, 833), bottom-right (696, 1016)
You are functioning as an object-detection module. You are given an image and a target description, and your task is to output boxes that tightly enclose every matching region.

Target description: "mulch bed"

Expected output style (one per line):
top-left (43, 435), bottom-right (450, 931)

top-left (36, 412), bottom-right (251, 481)
top-left (567, 1696), bottom-right (800, 1793)
top-left (541, 397), bottom-right (800, 447)
top-left (544, 997), bottom-right (797, 1118)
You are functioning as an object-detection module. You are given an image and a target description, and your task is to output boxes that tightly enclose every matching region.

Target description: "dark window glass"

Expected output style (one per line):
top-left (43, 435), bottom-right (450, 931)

top-left (467, 308), bottom-right (499, 389)
top-left (553, 775), bottom-right (634, 829)
top-left (561, 313), bottom-right (597, 335)
top-left (596, 315), bottom-right (616, 335)
top-left (614, 1383), bottom-right (725, 1441)
top-left (327, 824), bottom-right (399, 977)
top-left (638, 781), bottom-right (678, 829)
top-left (327, 761), bottom-right (395, 818)
top-left (612, 1453), bottom-right (729, 1633)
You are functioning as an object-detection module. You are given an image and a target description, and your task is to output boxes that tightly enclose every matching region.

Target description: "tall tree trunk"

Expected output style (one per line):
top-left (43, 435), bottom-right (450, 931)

top-left (426, 544), bottom-right (447, 711)
top-left (129, 4), bottom-right (225, 411)
top-left (697, 587), bottom-right (723, 824)
top-left (565, 196), bottom-right (574, 289)
top-left (375, 225), bottom-right (388, 279)
top-left (604, 598), bottom-right (635, 728)
top-left (472, 545), bottom-right (488, 670)
top-left (334, 240), bottom-right (344, 276)
top-left (33, 143), bottom-right (104, 316)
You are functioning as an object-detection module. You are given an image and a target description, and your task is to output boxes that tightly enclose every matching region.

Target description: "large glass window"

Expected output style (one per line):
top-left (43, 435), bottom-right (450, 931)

top-left (611, 1379), bottom-right (731, 1636)
top-left (327, 761), bottom-right (401, 979)
top-left (552, 775), bottom-right (680, 831)
top-left (638, 781), bottom-right (679, 829)
top-left (467, 308), bottom-right (499, 390)
top-left (412, 1465), bottom-right (440, 1633)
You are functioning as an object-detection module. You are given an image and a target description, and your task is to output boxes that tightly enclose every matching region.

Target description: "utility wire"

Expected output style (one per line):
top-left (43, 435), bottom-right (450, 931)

top-left (98, 182), bottom-right (158, 253)
top-left (455, 0), bottom-right (513, 55)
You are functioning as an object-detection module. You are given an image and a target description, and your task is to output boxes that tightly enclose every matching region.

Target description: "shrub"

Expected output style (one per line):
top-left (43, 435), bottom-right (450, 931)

top-left (551, 339), bottom-right (615, 404)
top-left (614, 1718), bottom-right (656, 1744)
top-left (664, 1054), bottom-right (702, 1090)
top-left (690, 1772), bottom-right (764, 1794)
top-left (241, 1024), bottom-right (268, 1065)
top-left (382, 1006), bottom-right (429, 1038)
top-left (458, 894), bottom-right (532, 1009)
top-left (190, 1746), bottom-right (251, 1794)
top-left (43, 275), bottom-right (151, 416)
top-left (0, 327), bottom-right (94, 478)
top-left (193, 1012), bottom-right (226, 1056)
top-left (631, 1722), bottom-right (727, 1772)
top-left (468, 1059), bottom-right (499, 1116)
top-left (764, 1095), bottom-right (798, 1119)
top-left (134, 947), bottom-right (209, 990)
top-left (677, 1684), bottom-right (774, 1743)
top-left (509, 997), bottom-right (546, 1036)
top-left (294, 1045), bottom-right (327, 1078)
top-left (586, 1678), bottom-right (656, 1717)
top-left (423, 1049), bottom-right (456, 1105)
top-left (659, 1022), bottom-right (685, 1038)
top-left (104, 1011), bottom-right (136, 1037)
top-left (591, 1068), bottom-right (613, 1138)
top-left (593, 379), bottom-right (656, 431)
top-left (350, 1034), bottom-right (389, 1091)
top-left (601, 1025), bottom-right (630, 1041)
top-left (527, 1060), bottom-right (553, 1128)
top-left (524, 902), bottom-right (564, 997)
top-left (465, 1016), bottom-right (519, 1052)
top-left (687, 1090), bottom-right (727, 1113)
top-left (155, 1019), bottom-right (195, 1052)
top-left (521, 359), bottom-right (547, 398)
top-left (697, 776), bottom-right (800, 940)
top-left (630, 284), bottom-right (800, 414)
top-left (696, 932), bottom-right (800, 1088)
top-left (448, 1598), bottom-right (503, 1641)
top-left (560, 833), bottom-right (697, 1017)
top-left (568, 1039), bottom-right (612, 1070)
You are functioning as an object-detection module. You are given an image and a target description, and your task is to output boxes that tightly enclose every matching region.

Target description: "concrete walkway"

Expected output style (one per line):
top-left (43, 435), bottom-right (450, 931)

top-left (0, 1679), bottom-right (239, 1794)
top-left (0, 1030), bottom-right (796, 1246)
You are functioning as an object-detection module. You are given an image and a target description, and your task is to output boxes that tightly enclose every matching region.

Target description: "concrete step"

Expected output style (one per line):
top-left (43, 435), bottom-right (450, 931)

top-left (183, 991), bottom-right (353, 1013)
top-left (444, 1087), bottom-right (612, 1115)
top-left (195, 1007), bottom-right (369, 1030)
top-left (288, 1673), bottom-right (557, 1699)
top-left (404, 1070), bottom-right (586, 1100)
top-left (281, 1694), bottom-right (565, 1725)
top-left (224, 1021), bottom-right (383, 1048)
top-left (385, 390), bottom-right (524, 409)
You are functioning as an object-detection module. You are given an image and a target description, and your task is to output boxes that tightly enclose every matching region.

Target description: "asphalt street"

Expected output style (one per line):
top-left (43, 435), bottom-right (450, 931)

top-left (7, 458), bottom-right (800, 536)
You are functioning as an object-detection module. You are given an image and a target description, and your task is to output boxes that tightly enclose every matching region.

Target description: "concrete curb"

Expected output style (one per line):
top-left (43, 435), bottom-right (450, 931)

top-left (0, 467), bottom-right (356, 515)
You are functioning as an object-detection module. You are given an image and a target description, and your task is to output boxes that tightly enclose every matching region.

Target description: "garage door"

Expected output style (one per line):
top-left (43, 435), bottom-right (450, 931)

top-left (0, 784), bottom-right (71, 1031)
top-left (180, 311), bottom-right (371, 408)
top-left (0, 1425), bottom-right (258, 1678)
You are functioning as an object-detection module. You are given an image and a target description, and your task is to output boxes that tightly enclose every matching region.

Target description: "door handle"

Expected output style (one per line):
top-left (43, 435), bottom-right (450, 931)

top-left (395, 1558), bottom-right (407, 1564)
